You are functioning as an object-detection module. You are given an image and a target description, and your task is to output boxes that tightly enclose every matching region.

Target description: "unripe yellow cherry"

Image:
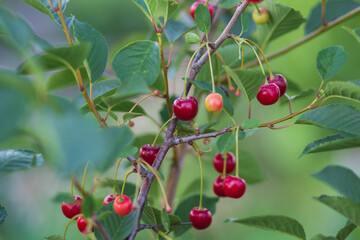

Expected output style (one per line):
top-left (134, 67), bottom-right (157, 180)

top-left (252, 8), bottom-right (269, 25)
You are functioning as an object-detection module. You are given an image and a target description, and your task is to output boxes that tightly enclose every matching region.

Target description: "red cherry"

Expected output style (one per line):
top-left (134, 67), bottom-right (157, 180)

top-left (223, 176), bottom-right (246, 199)
top-left (61, 195), bottom-right (82, 219)
top-left (190, 0), bottom-right (214, 20)
top-left (189, 207), bottom-right (212, 230)
top-left (173, 97), bottom-right (198, 121)
top-left (205, 93), bottom-right (223, 113)
top-left (213, 176), bottom-right (226, 197)
top-left (139, 144), bottom-right (160, 165)
top-left (113, 195), bottom-right (132, 216)
top-left (256, 83), bottom-right (280, 105)
top-left (77, 216), bottom-right (94, 235)
top-left (247, 0), bottom-right (264, 3)
top-left (266, 74), bottom-right (288, 96)
top-left (103, 193), bottom-right (118, 206)
top-left (213, 152), bottom-right (236, 174)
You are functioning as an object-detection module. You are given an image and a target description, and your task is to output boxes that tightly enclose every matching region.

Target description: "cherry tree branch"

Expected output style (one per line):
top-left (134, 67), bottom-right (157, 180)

top-left (126, 1), bottom-right (251, 239)
top-left (138, 222), bottom-right (192, 231)
top-left (171, 127), bottom-right (233, 145)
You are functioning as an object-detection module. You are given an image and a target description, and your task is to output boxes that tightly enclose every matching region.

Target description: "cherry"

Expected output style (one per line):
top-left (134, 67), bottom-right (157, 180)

top-left (213, 176), bottom-right (226, 197)
top-left (190, 0), bottom-right (214, 20)
top-left (189, 207), bottom-right (212, 230)
top-left (103, 193), bottom-right (118, 206)
top-left (266, 74), bottom-right (287, 96)
top-left (61, 195), bottom-right (82, 219)
top-left (173, 97), bottom-right (198, 121)
top-left (252, 8), bottom-right (269, 25)
top-left (205, 93), bottom-right (223, 114)
top-left (77, 216), bottom-right (94, 235)
top-left (113, 195), bottom-right (132, 216)
top-left (213, 152), bottom-right (236, 174)
top-left (139, 144), bottom-right (160, 165)
top-left (247, 0), bottom-right (264, 3)
top-left (223, 176), bottom-right (246, 199)
top-left (256, 83), bottom-right (280, 105)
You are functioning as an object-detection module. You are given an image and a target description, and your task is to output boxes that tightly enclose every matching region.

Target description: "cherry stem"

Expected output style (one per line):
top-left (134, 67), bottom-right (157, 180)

top-left (183, 43), bottom-right (207, 99)
top-left (235, 126), bottom-right (239, 178)
top-left (70, 177), bottom-right (74, 197)
top-left (206, 43), bottom-right (216, 93)
top-left (141, 159), bottom-right (172, 212)
top-left (254, 4), bottom-right (262, 15)
top-left (127, 92), bottom-right (158, 116)
top-left (63, 214), bottom-right (82, 240)
top-left (205, 0), bottom-right (210, 7)
top-left (284, 93), bottom-right (294, 115)
top-left (239, 39), bottom-right (266, 77)
top-left (241, 43), bottom-right (245, 70)
top-left (223, 109), bottom-right (237, 126)
top-left (133, 161), bottom-right (141, 210)
top-left (195, 148), bottom-right (204, 210)
top-left (215, 52), bottom-right (233, 91)
top-left (245, 39), bottom-right (274, 79)
top-left (121, 170), bottom-right (134, 197)
top-left (82, 162), bottom-right (89, 193)
top-left (321, 0), bottom-right (327, 26)
top-left (113, 158), bottom-right (123, 196)
top-left (152, 117), bottom-right (176, 148)
top-left (158, 231), bottom-right (173, 240)
top-left (316, 81), bottom-right (324, 98)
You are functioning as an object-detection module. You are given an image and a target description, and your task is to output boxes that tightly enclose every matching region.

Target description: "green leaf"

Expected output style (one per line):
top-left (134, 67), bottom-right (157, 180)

top-left (188, 79), bottom-right (234, 116)
top-left (316, 196), bottom-right (360, 226)
top-left (225, 215), bottom-right (306, 240)
top-left (100, 101), bottom-right (146, 115)
top-left (257, 0), bottom-right (305, 48)
top-left (336, 222), bottom-right (357, 240)
top-left (46, 68), bottom-right (89, 91)
top-left (0, 149), bottom-right (44, 173)
top-left (241, 10), bottom-right (250, 35)
top-left (194, 2), bottom-right (211, 34)
top-left (300, 135), bottom-right (360, 156)
top-left (174, 195), bottom-right (219, 236)
top-left (82, 195), bottom-right (95, 218)
top-left (74, 79), bottom-right (121, 112)
top-left (161, 208), bottom-right (171, 232)
top-left (100, 179), bottom-right (136, 197)
top-left (225, 67), bottom-right (264, 101)
top-left (0, 205), bottom-right (7, 225)
top-left (98, 211), bottom-right (113, 220)
top-left (280, 88), bottom-right (315, 105)
top-left (316, 45), bottom-right (347, 81)
top-left (0, 8), bottom-right (34, 53)
top-left (129, 0), bottom-right (151, 20)
top-left (312, 165), bottom-right (360, 204)
top-left (19, 44), bottom-right (90, 73)
top-left (112, 40), bottom-right (160, 86)
top-left (133, 133), bottom-right (164, 150)
top-left (74, 20), bottom-right (108, 82)
top-left (199, 121), bottom-right (219, 133)
top-left (0, 85), bottom-right (28, 143)
top-left (242, 119), bottom-right (260, 129)
top-left (311, 234), bottom-right (337, 240)
top-left (324, 81), bottom-right (360, 102)
top-left (123, 113), bottom-right (144, 122)
top-left (22, 0), bottom-right (74, 29)
top-left (305, 1), bottom-right (360, 34)
top-left (51, 192), bottom-right (74, 203)
top-left (343, 27), bottom-right (360, 44)
top-left (146, 0), bottom-right (157, 17)
top-left (238, 150), bottom-right (266, 184)
top-left (217, 132), bottom-right (235, 154)
top-left (142, 204), bottom-right (181, 233)
top-left (296, 104), bottom-right (360, 137)
top-left (43, 235), bottom-right (62, 240)
top-left (95, 203), bottom-right (139, 240)
top-left (219, 0), bottom-right (238, 8)
top-left (180, 177), bottom-right (209, 198)
top-left (165, 19), bottom-right (194, 43)
top-left (186, 32), bottom-right (202, 44)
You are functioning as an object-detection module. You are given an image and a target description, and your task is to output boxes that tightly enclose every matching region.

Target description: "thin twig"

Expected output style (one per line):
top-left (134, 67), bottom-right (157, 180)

top-left (171, 127), bottom-right (233, 145)
top-left (138, 222), bottom-right (192, 231)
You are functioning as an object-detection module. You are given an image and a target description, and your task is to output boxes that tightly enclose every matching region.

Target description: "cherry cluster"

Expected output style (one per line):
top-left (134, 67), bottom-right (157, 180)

top-left (257, 74), bottom-right (288, 105)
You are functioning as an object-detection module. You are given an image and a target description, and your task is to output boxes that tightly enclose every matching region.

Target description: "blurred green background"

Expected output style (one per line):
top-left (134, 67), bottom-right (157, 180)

top-left (0, 0), bottom-right (360, 239)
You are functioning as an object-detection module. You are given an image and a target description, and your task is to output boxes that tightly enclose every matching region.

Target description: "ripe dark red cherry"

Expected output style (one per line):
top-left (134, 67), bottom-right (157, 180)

top-left (190, 0), bottom-right (214, 20)
top-left (213, 176), bottom-right (226, 197)
top-left (61, 195), bottom-right (82, 219)
top-left (189, 207), bottom-right (212, 230)
top-left (113, 195), bottom-right (132, 216)
top-left (103, 193), bottom-right (118, 206)
top-left (223, 176), bottom-right (246, 199)
top-left (77, 216), bottom-right (94, 235)
top-left (139, 144), bottom-right (160, 165)
top-left (266, 74), bottom-right (288, 96)
top-left (256, 83), bottom-right (280, 105)
top-left (173, 97), bottom-right (198, 121)
top-left (213, 152), bottom-right (236, 174)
